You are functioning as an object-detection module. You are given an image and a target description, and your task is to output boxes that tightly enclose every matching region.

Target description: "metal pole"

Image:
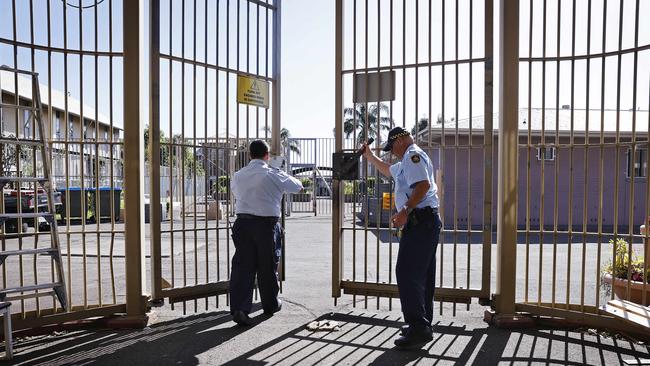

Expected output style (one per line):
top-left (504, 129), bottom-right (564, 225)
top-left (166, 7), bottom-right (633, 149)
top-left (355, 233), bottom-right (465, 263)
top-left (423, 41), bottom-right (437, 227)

top-left (123, 0), bottom-right (147, 317)
top-left (271, 0), bottom-right (282, 155)
top-left (332, 0), bottom-right (344, 299)
top-left (149, 0), bottom-right (162, 302)
top-left (481, 0), bottom-right (493, 302)
top-left (495, 0), bottom-right (518, 315)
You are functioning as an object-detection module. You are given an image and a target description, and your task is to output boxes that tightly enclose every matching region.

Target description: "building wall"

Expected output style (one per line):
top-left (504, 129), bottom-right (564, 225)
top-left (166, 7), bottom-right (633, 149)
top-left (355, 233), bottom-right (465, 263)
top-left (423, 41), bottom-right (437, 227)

top-left (426, 135), bottom-right (649, 233)
top-left (1, 92), bottom-right (123, 188)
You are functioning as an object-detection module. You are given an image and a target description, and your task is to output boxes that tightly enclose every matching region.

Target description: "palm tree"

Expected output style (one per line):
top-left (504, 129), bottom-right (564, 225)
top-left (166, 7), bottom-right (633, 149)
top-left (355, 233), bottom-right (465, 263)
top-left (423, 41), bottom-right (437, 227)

top-left (410, 114), bottom-right (455, 136)
top-left (260, 126), bottom-right (301, 156)
top-left (280, 128), bottom-right (301, 156)
top-left (411, 117), bottom-right (429, 135)
top-left (343, 103), bottom-right (392, 143)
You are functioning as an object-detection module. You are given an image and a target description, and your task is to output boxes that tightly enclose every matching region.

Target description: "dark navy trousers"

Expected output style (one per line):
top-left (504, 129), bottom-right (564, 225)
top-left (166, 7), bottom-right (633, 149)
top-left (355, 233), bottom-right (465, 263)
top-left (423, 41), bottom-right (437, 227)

top-left (396, 212), bottom-right (442, 330)
top-left (229, 216), bottom-right (282, 314)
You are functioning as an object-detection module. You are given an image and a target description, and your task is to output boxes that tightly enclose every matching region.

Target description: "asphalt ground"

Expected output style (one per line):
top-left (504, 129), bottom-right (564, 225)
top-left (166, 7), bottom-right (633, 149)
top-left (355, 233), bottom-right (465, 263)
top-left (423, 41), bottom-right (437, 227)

top-left (2, 214), bottom-right (649, 365)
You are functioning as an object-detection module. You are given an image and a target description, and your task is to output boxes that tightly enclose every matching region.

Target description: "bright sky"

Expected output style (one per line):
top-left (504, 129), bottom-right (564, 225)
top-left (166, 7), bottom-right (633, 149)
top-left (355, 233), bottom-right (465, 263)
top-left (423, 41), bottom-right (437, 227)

top-left (282, 0), bottom-right (335, 138)
top-left (1, 0), bottom-right (649, 139)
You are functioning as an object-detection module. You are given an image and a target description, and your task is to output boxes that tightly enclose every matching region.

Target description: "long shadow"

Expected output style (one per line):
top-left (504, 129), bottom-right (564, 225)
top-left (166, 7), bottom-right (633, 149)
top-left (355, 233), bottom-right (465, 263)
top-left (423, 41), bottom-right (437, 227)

top-left (5, 311), bottom-right (650, 365)
top-left (223, 312), bottom-right (650, 366)
top-left (4, 307), bottom-right (269, 366)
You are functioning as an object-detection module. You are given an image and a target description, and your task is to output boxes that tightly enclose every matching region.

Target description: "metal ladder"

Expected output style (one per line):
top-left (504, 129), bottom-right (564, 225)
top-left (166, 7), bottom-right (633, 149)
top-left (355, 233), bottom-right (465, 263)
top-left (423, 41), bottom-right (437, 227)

top-left (0, 66), bottom-right (68, 311)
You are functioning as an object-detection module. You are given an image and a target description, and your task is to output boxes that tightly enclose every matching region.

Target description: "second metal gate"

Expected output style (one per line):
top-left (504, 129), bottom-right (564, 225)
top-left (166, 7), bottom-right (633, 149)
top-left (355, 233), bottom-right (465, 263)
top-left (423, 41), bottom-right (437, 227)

top-left (332, 0), bottom-right (494, 310)
top-left (148, 0), bottom-right (282, 311)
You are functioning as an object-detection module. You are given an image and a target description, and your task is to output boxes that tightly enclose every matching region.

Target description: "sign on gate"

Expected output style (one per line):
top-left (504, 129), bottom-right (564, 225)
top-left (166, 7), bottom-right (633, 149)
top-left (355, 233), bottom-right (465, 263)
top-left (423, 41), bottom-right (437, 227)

top-left (352, 71), bottom-right (395, 103)
top-left (237, 75), bottom-right (270, 108)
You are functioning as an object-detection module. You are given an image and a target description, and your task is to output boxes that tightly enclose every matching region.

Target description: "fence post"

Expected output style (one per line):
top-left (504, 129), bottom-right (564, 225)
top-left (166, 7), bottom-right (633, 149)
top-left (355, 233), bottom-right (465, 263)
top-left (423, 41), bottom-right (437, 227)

top-left (149, 0), bottom-right (163, 303)
top-left (332, 0), bottom-right (344, 300)
top-left (123, 0), bottom-right (147, 317)
top-left (271, 0), bottom-right (282, 156)
top-left (494, 0), bottom-right (519, 315)
top-left (481, 0), bottom-right (494, 304)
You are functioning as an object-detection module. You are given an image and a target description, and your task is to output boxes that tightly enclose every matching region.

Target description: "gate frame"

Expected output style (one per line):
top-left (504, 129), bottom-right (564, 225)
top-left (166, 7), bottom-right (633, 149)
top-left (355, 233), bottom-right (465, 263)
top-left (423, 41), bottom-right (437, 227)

top-left (0, 0), bottom-right (146, 330)
top-left (332, 0), bottom-right (494, 305)
top-left (148, 0), bottom-right (282, 304)
top-left (286, 138), bottom-right (319, 216)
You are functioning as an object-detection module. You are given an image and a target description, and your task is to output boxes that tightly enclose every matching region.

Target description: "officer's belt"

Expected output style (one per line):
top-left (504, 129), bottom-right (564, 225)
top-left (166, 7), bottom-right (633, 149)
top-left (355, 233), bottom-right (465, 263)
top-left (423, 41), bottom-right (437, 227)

top-left (412, 206), bottom-right (438, 215)
top-left (236, 213), bottom-right (280, 222)
top-left (405, 206), bottom-right (438, 229)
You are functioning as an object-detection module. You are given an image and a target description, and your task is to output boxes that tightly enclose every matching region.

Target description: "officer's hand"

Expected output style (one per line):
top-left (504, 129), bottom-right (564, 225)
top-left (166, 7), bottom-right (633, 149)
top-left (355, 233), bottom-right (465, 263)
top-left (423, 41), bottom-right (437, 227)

top-left (391, 209), bottom-right (408, 228)
top-left (362, 143), bottom-right (373, 159)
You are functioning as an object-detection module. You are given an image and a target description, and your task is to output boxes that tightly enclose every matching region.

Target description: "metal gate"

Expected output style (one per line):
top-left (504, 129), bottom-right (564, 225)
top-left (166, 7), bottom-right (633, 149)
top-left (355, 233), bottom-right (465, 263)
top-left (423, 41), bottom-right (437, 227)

top-left (512, 0), bottom-right (650, 330)
top-left (332, 0), bottom-right (494, 309)
top-left (286, 138), bottom-right (318, 215)
top-left (149, 0), bottom-right (281, 311)
top-left (0, 0), bottom-right (134, 330)
top-left (285, 137), bottom-right (360, 217)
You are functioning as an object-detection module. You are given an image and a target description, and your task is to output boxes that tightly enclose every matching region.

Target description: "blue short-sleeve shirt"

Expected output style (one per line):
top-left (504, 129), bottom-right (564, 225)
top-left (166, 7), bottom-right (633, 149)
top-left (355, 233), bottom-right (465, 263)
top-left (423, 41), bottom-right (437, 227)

top-left (388, 144), bottom-right (439, 210)
top-left (232, 159), bottom-right (303, 217)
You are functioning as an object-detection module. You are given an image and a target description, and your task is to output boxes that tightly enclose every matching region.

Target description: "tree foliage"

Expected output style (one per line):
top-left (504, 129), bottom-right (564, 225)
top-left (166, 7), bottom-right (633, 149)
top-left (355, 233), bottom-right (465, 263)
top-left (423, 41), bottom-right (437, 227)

top-left (144, 126), bottom-right (203, 174)
top-left (343, 103), bottom-right (393, 143)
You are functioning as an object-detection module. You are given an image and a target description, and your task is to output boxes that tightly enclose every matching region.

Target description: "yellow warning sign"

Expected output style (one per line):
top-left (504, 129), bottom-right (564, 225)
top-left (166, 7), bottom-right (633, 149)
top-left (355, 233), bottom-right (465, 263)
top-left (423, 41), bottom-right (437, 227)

top-left (237, 75), bottom-right (270, 108)
top-left (382, 192), bottom-right (395, 210)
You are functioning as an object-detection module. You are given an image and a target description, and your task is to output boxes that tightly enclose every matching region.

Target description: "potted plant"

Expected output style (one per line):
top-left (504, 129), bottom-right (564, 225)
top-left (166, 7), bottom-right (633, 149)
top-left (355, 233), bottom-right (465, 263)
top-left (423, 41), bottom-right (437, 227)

top-left (212, 176), bottom-right (230, 201)
top-left (343, 181), bottom-right (358, 203)
top-left (293, 178), bottom-right (313, 202)
top-left (601, 238), bottom-right (650, 306)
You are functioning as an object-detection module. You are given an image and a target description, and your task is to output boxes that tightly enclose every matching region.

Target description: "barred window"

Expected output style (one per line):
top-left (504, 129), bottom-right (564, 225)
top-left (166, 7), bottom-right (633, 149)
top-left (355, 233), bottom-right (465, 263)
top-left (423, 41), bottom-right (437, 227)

top-left (536, 147), bottom-right (556, 161)
top-left (626, 148), bottom-right (647, 178)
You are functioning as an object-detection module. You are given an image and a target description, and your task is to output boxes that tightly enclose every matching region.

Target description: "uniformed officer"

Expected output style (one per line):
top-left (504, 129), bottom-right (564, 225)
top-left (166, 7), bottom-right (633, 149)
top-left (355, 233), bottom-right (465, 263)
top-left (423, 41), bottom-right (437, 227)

top-left (229, 140), bottom-right (303, 326)
top-left (362, 127), bottom-right (442, 349)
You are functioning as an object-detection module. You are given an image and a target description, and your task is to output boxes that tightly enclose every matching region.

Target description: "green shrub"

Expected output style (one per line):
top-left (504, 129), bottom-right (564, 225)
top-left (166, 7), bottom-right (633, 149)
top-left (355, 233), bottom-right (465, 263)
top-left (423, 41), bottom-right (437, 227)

top-left (213, 176), bottom-right (230, 193)
top-left (344, 181), bottom-right (355, 195)
top-left (603, 238), bottom-right (649, 283)
top-left (300, 178), bottom-right (312, 188)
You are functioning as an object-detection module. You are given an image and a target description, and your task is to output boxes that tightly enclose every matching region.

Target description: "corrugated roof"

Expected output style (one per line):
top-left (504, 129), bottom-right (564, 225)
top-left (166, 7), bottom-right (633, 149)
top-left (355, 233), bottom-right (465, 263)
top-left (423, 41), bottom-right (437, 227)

top-left (420, 108), bottom-right (649, 136)
top-left (0, 71), bottom-right (120, 130)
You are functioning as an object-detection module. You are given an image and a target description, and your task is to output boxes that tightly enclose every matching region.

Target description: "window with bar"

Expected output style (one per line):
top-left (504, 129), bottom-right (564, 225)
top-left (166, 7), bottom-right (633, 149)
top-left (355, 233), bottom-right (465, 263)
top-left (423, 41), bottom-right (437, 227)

top-left (23, 109), bottom-right (30, 138)
top-left (68, 115), bottom-right (75, 140)
top-left (536, 147), bottom-right (555, 161)
top-left (626, 148), bottom-right (647, 179)
top-left (55, 111), bottom-right (61, 139)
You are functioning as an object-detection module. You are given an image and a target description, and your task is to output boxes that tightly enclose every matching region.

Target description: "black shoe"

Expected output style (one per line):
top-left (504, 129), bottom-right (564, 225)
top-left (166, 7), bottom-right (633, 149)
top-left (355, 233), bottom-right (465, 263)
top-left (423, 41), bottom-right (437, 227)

top-left (400, 325), bottom-right (409, 335)
top-left (232, 311), bottom-right (252, 326)
top-left (394, 327), bottom-right (433, 350)
top-left (399, 325), bottom-right (433, 338)
top-left (264, 299), bottom-right (282, 315)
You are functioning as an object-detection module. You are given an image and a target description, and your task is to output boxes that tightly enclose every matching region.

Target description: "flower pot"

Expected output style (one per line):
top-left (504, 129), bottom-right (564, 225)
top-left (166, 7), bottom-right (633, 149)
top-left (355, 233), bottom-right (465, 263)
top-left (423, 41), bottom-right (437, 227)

top-left (602, 273), bottom-right (650, 306)
top-left (213, 192), bottom-right (230, 201)
top-left (292, 193), bottom-right (313, 202)
top-left (344, 194), bottom-right (360, 203)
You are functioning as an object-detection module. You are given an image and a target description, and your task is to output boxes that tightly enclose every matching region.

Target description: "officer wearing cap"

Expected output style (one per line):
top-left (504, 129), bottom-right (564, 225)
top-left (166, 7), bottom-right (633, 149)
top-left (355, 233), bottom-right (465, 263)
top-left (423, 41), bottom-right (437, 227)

top-left (229, 140), bottom-right (303, 326)
top-left (362, 126), bottom-right (441, 349)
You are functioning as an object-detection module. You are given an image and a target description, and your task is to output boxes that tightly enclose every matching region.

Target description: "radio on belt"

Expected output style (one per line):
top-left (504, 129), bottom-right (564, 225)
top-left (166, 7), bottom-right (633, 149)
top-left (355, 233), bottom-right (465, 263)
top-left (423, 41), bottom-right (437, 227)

top-left (332, 138), bottom-right (374, 180)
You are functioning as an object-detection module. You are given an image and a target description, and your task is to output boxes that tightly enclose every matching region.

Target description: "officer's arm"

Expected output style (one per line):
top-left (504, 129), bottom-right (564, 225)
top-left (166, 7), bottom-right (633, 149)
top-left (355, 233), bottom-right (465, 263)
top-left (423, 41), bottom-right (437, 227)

top-left (230, 173), bottom-right (239, 197)
top-left (404, 180), bottom-right (431, 211)
top-left (363, 148), bottom-right (392, 178)
top-left (274, 171), bottom-right (304, 194)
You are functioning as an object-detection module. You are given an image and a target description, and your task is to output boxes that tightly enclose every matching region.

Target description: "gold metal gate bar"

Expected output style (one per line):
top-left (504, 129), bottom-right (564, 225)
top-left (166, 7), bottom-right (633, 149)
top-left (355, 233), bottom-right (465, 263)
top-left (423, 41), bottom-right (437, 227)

top-left (333, 0), bottom-right (494, 311)
top-left (0, 0), bottom-right (131, 329)
top-left (515, 0), bottom-right (650, 325)
top-left (150, 0), bottom-right (279, 312)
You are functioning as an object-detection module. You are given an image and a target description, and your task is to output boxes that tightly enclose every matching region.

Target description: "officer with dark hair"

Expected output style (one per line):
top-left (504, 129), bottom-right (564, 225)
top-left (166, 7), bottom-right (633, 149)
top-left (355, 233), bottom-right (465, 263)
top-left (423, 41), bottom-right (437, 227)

top-left (229, 139), bottom-right (303, 326)
top-left (362, 127), bottom-right (441, 349)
